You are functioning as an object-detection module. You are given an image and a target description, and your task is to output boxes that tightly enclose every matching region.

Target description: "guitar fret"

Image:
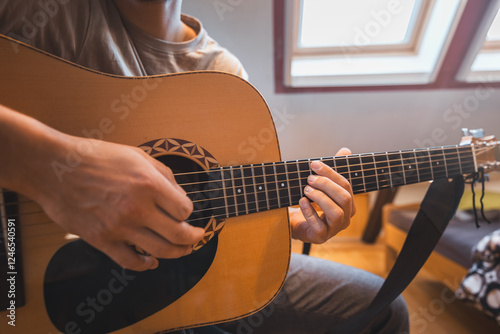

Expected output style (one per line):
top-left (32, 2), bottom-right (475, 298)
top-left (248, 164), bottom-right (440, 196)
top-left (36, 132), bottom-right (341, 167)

top-left (414, 148), bottom-right (432, 182)
top-left (413, 149), bottom-right (421, 183)
top-left (275, 162), bottom-right (290, 207)
top-left (371, 153), bottom-right (380, 191)
top-left (348, 155), bottom-right (364, 194)
top-left (242, 165), bottom-right (257, 214)
top-left (264, 163), bottom-right (279, 210)
top-left (219, 167), bottom-right (229, 218)
top-left (273, 162), bottom-right (282, 208)
top-left (259, 163), bottom-right (270, 211)
top-left (346, 156), bottom-right (352, 185)
top-left (401, 150), bottom-right (418, 185)
top-left (388, 152), bottom-right (405, 186)
top-left (296, 160), bottom-right (303, 198)
top-left (387, 153), bottom-right (394, 188)
top-left (429, 148), bottom-right (446, 179)
top-left (359, 156), bottom-right (366, 192)
top-left (250, 165), bottom-right (259, 212)
top-left (442, 147), bottom-right (449, 178)
top-left (298, 159), bottom-right (311, 199)
top-left (321, 157), bottom-right (335, 170)
top-left (443, 146), bottom-right (460, 177)
top-left (374, 153), bottom-right (391, 189)
top-left (253, 164), bottom-right (267, 212)
top-left (456, 146), bottom-right (463, 175)
top-left (232, 166), bottom-right (247, 215)
top-left (286, 161), bottom-right (301, 205)
top-left (400, 152), bottom-right (407, 185)
top-left (229, 167), bottom-right (238, 216)
top-left (221, 167), bottom-right (236, 217)
top-left (334, 156), bottom-right (349, 184)
top-left (284, 163), bottom-right (293, 206)
top-left (207, 170), bottom-right (226, 219)
top-left (427, 148), bottom-right (434, 180)
top-left (361, 153), bottom-right (377, 192)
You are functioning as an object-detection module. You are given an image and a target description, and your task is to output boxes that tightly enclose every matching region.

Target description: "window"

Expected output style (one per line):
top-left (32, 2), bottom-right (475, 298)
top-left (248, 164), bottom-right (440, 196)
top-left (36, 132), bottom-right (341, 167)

top-left (274, 0), bottom-right (500, 92)
top-left (284, 0), bottom-right (465, 88)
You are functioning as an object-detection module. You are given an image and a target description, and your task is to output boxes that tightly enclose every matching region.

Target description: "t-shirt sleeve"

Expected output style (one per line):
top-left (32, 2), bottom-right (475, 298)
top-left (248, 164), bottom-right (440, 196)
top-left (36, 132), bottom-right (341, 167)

top-left (213, 48), bottom-right (249, 80)
top-left (201, 34), bottom-right (249, 80)
top-left (0, 0), bottom-right (90, 62)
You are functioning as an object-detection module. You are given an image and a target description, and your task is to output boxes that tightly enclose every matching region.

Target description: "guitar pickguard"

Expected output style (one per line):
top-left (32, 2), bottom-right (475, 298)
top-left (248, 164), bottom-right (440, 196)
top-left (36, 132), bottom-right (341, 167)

top-left (44, 236), bottom-right (218, 334)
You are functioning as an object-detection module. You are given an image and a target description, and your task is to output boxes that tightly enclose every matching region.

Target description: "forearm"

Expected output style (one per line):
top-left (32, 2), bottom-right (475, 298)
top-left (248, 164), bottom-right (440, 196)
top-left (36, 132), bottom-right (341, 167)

top-left (0, 104), bottom-right (67, 199)
top-left (0, 104), bottom-right (202, 270)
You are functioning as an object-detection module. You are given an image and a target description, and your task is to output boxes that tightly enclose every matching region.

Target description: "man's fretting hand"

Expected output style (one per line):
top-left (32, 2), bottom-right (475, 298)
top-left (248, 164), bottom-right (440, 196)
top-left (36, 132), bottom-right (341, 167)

top-left (289, 148), bottom-right (356, 243)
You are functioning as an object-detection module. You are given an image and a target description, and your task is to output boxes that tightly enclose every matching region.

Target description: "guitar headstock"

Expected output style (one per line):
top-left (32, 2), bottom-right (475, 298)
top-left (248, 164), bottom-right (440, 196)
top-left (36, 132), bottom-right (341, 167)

top-left (460, 128), bottom-right (500, 173)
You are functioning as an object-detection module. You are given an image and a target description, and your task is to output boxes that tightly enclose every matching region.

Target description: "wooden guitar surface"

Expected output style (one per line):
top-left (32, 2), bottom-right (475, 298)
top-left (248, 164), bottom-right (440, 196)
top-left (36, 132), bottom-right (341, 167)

top-left (0, 35), bottom-right (290, 333)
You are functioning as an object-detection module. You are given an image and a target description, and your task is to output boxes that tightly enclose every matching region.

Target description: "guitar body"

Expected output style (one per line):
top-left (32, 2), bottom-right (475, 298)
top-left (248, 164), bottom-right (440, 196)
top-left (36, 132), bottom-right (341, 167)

top-left (0, 35), bottom-right (290, 333)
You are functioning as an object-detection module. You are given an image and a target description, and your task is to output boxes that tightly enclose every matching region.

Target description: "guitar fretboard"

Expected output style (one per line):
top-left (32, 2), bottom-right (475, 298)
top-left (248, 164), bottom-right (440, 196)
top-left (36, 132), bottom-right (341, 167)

top-left (195, 144), bottom-right (475, 219)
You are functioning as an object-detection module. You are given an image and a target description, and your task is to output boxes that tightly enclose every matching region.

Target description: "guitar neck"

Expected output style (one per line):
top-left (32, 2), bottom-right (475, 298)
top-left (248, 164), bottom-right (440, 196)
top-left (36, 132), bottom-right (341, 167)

top-left (201, 144), bottom-right (476, 219)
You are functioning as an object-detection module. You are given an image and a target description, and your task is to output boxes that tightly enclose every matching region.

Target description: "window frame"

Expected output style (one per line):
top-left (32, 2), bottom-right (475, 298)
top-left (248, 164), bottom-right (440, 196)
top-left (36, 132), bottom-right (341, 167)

top-left (274, 0), bottom-right (500, 93)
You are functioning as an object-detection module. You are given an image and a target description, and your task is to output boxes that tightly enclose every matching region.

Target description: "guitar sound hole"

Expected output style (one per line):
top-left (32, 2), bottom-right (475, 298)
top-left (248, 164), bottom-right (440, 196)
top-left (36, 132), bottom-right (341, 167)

top-left (154, 155), bottom-right (212, 229)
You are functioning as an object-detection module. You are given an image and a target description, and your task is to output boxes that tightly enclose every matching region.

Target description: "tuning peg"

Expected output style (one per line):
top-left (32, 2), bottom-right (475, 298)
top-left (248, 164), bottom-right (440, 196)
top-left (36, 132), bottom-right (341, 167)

top-left (470, 129), bottom-right (485, 138)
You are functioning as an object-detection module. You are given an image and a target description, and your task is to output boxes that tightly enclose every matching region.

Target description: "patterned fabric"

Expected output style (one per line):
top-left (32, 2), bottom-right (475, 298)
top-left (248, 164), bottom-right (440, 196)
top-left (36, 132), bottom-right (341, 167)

top-left (456, 229), bottom-right (500, 324)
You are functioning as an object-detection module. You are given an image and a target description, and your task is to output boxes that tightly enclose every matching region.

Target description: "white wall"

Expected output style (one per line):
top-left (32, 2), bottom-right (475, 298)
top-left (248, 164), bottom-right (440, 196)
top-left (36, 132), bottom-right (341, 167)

top-left (183, 0), bottom-right (500, 162)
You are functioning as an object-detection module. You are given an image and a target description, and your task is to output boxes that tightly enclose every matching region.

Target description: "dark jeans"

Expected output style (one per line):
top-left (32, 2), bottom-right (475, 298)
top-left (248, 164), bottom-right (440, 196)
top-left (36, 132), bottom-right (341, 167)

top-left (177, 253), bottom-right (409, 334)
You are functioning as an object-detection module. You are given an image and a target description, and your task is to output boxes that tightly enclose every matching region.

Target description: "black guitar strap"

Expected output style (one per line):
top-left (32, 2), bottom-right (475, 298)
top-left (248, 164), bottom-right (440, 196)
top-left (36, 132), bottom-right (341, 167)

top-left (330, 175), bottom-right (465, 334)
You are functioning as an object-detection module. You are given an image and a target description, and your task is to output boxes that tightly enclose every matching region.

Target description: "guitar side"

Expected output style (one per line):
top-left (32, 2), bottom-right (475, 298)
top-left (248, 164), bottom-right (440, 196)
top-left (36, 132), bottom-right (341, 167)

top-left (0, 35), bottom-right (291, 333)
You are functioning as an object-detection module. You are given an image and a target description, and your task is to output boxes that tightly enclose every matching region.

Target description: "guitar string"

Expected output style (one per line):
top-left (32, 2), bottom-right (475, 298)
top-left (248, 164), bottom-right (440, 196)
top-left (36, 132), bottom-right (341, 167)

top-left (174, 145), bottom-right (478, 187)
top-left (0, 173), bottom-right (475, 240)
top-left (0, 157), bottom-right (476, 229)
top-left (172, 145), bottom-right (476, 178)
top-left (0, 145), bottom-right (477, 209)
top-left (175, 147), bottom-right (478, 180)
top-left (0, 146), bottom-right (493, 240)
top-left (0, 154), bottom-right (475, 214)
top-left (0, 168), bottom-right (483, 239)
top-left (0, 144), bottom-right (485, 220)
top-left (0, 142), bottom-right (492, 212)
top-left (182, 157), bottom-right (475, 203)
top-left (174, 144), bottom-right (483, 191)
top-left (0, 154), bottom-right (477, 218)
top-left (180, 152), bottom-right (475, 190)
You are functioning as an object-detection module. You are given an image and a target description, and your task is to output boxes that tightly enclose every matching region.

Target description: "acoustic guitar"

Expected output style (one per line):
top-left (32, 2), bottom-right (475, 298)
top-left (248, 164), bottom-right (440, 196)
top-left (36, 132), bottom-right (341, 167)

top-left (0, 34), bottom-right (499, 334)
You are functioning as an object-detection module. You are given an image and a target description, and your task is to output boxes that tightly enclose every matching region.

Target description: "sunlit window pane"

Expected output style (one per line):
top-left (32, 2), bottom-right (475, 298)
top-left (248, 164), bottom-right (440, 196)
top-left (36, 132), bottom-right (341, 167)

top-left (299, 0), bottom-right (418, 48)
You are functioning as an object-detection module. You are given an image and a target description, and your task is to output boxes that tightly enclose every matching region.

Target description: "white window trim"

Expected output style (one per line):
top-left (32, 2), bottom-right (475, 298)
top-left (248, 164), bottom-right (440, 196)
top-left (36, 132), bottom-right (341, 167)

top-left (284, 0), bottom-right (467, 88)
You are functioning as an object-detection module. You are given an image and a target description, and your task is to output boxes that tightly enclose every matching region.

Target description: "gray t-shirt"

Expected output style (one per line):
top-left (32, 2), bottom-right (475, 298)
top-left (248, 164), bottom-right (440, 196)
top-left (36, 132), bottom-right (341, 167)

top-left (0, 0), bottom-right (248, 78)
